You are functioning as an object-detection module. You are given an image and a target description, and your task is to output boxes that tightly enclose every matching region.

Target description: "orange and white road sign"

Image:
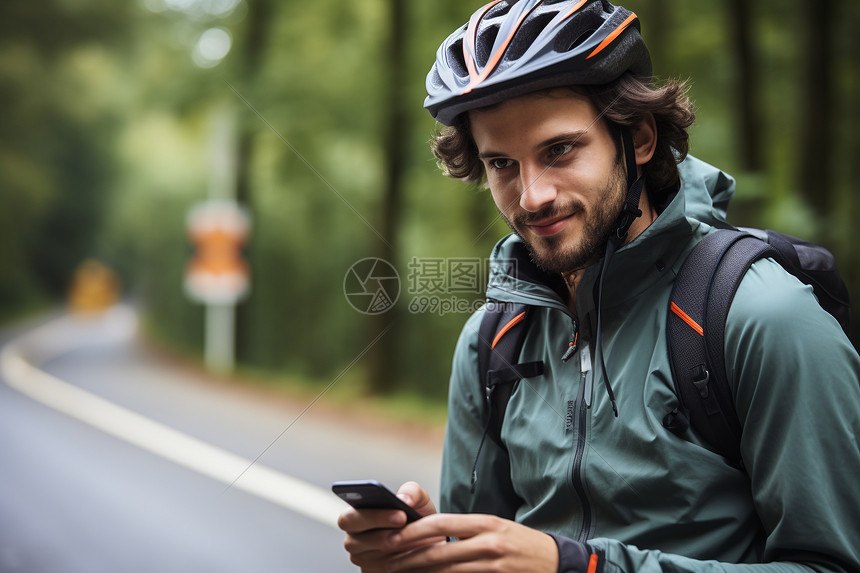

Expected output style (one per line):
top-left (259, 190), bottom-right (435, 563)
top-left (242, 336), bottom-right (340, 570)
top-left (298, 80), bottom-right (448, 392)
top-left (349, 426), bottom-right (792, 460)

top-left (185, 199), bottom-right (250, 304)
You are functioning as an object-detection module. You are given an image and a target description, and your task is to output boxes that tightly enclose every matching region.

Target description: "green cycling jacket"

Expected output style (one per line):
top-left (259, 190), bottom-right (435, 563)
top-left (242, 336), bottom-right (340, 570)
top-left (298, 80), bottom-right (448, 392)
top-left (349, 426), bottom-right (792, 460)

top-left (440, 156), bottom-right (860, 572)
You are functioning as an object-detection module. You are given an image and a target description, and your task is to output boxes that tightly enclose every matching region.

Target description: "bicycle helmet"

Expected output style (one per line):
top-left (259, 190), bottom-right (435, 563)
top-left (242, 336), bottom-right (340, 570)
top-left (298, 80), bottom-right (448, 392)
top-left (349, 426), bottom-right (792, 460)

top-left (424, 0), bottom-right (651, 126)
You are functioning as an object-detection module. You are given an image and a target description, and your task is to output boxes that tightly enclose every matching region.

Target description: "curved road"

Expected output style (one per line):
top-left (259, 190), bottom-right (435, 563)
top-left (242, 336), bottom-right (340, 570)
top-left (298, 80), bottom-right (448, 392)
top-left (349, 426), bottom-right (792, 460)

top-left (0, 307), bottom-right (443, 572)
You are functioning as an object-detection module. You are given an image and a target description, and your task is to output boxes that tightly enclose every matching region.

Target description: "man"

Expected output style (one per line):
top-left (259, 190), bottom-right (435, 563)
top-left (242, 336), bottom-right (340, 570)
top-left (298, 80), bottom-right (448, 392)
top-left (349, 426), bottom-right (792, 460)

top-left (338, 1), bottom-right (860, 571)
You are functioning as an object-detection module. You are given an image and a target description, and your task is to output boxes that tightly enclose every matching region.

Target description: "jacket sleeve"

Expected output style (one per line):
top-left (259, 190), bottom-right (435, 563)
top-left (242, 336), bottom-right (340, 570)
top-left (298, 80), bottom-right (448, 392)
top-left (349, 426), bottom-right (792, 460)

top-left (551, 534), bottom-right (601, 573)
top-left (439, 308), bottom-right (524, 519)
top-left (580, 258), bottom-right (860, 572)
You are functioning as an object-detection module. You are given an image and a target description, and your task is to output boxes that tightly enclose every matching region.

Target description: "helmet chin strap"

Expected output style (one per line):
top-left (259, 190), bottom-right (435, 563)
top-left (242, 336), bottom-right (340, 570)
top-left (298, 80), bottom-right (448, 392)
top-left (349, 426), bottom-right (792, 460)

top-left (593, 126), bottom-right (644, 417)
top-left (612, 127), bottom-right (645, 245)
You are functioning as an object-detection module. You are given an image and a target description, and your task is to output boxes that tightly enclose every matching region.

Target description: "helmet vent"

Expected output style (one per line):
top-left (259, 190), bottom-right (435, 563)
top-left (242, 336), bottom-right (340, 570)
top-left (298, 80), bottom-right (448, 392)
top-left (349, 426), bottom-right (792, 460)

top-left (446, 39), bottom-right (469, 78)
top-left (476, 24), bottom-right (501, 66)
top-left (428, 69), bottom-right (444, 90)
top-left (507, 13), bottom-right (555, 61)
top-left (553, 4), bottom-right (605, 52)
top-left (485, 1), bottom-right (513, 20)
top-left (557, 29), bottom-right (595, 53)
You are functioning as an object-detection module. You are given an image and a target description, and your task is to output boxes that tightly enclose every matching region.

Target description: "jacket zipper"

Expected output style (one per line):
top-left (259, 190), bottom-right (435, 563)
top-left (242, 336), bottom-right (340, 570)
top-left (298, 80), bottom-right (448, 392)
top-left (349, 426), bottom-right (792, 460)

top-left (493, 270), bottom-right (597, 539)
top-left (572, 343), bottom-right (593, 542)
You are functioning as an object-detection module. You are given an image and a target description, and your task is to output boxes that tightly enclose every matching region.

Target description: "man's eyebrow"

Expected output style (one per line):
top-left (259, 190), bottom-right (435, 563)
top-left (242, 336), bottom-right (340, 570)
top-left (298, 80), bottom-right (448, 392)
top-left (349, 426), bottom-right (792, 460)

top-left (537, 130), bottom-right (589, 150)
top-left (477, 130), bottom-right (590, 160)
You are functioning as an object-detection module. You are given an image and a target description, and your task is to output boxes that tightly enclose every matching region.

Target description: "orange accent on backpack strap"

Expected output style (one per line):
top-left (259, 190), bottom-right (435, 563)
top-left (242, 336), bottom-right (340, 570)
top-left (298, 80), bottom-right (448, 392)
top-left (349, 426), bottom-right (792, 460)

top-left (491, 311), bottom-right (527, 349)
top-left (670, 302), bottom-right (704, 337)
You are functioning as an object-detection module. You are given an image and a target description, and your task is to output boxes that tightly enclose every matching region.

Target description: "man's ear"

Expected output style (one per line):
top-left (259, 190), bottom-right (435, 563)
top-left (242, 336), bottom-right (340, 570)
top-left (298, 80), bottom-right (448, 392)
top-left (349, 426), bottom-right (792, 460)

top-left (633, 114), bottom-right (657, 166)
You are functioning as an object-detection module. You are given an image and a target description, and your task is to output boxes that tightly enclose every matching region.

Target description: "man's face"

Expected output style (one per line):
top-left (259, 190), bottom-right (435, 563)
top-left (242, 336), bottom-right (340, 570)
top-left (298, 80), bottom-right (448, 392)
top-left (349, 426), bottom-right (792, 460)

top-left (469, 91), bottom-right (626, 275)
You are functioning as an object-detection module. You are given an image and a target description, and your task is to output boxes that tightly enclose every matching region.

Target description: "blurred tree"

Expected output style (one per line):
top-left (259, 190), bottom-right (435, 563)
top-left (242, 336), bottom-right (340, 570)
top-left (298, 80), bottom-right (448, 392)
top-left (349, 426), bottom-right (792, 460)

top-left (836, 0), bottom-right (860, 344)
top-left (366, 0), bottom-right (408, 394)
top-left (798, 0), bottom-right (833, 218)
top-left (727, 0), bottom-right (764, 172)
top-left (234, 0), bottom-right (272, 365)
top-left (0, 0), bottom-right (128, 317)
top-left (635, 0), bottom-right (669, 77)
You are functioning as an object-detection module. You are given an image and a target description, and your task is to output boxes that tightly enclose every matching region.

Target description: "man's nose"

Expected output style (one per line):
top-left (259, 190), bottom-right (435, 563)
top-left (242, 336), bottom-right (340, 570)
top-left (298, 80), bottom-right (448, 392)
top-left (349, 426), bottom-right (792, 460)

top-left (519, 165), bottom-right (557, 212)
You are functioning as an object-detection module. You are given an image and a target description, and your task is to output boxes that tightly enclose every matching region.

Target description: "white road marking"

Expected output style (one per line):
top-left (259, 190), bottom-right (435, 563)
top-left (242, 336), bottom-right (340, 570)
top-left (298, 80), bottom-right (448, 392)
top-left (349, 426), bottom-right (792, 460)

top-left (0, 309), bottom-right (347, 530)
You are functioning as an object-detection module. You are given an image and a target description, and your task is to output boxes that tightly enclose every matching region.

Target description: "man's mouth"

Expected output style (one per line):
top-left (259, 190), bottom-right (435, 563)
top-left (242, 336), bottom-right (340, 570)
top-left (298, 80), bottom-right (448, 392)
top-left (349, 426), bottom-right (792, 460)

top-left (526, 213), bottom-right (575, 237)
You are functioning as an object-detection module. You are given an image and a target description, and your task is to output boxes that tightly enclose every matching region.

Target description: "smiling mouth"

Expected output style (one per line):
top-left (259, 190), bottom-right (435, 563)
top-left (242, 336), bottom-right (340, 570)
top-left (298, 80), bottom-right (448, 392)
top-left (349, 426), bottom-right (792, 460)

top-left (527, 213), bottom-right (574, 236)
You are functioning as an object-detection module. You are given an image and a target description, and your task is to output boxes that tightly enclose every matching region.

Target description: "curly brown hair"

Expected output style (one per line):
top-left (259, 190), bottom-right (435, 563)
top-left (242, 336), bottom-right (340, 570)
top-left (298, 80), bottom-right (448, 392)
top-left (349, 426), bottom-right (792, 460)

top-left (430, 74), bottom-right (695, 204)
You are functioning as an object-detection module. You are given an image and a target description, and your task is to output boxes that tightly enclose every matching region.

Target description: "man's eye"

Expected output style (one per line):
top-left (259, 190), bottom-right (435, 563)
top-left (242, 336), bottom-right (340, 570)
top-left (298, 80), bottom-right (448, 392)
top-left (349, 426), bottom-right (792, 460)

top-left (549, 142), bottom-right (574, 158)
top-left (489, 158), bottom-right (513, 170)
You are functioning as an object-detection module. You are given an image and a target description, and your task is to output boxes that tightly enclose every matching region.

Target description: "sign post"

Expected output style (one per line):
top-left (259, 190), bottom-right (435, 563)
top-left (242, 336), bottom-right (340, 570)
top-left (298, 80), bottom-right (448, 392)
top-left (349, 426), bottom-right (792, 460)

top-left (185, 199), bottom-right (250, 373)
top-left (185, 109), bottom-right (249, 374)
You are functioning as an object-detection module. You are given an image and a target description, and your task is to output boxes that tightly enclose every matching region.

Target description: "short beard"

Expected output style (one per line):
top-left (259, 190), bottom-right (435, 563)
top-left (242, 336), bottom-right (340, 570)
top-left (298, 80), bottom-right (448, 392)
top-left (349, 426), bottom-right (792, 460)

top-left (501, 160), bottom-right (627, 275)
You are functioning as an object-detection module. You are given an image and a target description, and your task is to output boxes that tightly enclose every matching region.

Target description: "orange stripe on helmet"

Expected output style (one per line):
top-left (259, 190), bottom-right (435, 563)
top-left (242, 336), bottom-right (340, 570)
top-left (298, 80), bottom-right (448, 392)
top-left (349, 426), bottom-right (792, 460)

top-left (463, 0), bottom-right (504, 91)
top-left (559, 0), bottom-right (589, 21)
top-left (670, 302), bottom-right (704, 337)
top-left (586, 12), bottom-right (637, 60)
top-left (463, 1), bottom-right (544, 94)
top-left (491, 311), bottom-right (527, 349)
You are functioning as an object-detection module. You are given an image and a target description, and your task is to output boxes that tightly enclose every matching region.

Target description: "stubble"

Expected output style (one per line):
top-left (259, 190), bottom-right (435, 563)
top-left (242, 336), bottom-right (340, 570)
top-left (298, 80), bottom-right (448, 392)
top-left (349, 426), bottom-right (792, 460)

top-left (501, 160), bottom-right (627, 275)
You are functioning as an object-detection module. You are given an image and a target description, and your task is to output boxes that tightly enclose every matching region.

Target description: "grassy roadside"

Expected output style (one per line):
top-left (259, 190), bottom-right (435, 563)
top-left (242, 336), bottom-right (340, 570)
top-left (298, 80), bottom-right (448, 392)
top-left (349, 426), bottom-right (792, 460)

top-left (139, 313), bottom-right (449, 438)
top-left (0, 300), bottom-right (56, 329)
top-left (230, 363), bottom-right (450, 432)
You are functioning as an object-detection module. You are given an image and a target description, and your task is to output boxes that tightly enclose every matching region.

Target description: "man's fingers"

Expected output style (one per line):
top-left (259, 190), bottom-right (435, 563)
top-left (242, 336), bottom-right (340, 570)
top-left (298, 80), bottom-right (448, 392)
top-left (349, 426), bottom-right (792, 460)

top-left (396, 481), bottom-right (437, 517)
top-left (389, 539), bottom-right (493, 572)
top-left (387, 515), bottom-right (559, 573)
top-left (388, 522), bottom-right (511, 573)
top-left (397, 513), bottom-right (499, 544)
top-left (344, 528), bottom-right (396, 555)
top-left (337, 482), bottom-right (441, 572)
top-left (345, 528), bottom-right (442, 571)
top-left (337, 506), bottom-right (408, 534)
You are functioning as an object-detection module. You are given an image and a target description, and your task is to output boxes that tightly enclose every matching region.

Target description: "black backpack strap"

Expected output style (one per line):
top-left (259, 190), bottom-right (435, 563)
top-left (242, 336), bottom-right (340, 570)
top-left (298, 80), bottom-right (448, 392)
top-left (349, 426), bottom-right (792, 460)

top-left (476, 301), bottom-right (544, 450)
top-left (664, 229), bottom-right (777, 468)
top-left (470, 300), bottom-right (543, 493)
top-left (753, 228), bottom-right (850, 334)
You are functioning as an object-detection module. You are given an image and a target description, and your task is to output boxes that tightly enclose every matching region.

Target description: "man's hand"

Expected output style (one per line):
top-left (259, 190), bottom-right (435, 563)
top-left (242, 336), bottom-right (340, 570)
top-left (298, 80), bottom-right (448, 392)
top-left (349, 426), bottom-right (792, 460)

top-left (337, 482), bottom-right (558, 572)
top-left (337, 481), bottom-right (440, 572)
top-left (386, 513), bottom-right (559, 572)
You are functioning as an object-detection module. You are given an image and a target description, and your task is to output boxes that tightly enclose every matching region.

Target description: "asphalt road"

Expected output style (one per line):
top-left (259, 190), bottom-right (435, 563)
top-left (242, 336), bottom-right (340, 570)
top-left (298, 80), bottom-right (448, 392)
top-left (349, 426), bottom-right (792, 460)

top-left (0, 307), bottom-right (444, 573)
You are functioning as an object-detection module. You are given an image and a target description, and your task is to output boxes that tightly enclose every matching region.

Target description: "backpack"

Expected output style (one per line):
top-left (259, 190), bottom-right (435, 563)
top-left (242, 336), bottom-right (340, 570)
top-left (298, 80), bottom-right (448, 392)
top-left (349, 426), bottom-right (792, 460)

top-left (477, 228), bottom-right (851, 467)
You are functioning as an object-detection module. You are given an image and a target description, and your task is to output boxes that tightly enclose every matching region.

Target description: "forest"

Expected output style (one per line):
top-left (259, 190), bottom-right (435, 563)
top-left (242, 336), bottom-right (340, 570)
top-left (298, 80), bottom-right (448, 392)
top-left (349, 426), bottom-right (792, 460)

top-left (2, 0), bottom-right (859, 401)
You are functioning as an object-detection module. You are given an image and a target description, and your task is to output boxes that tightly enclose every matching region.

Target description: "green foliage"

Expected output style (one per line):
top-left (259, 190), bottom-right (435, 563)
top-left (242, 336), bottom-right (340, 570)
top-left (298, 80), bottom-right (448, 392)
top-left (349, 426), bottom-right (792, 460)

top-left (0, 0), bottom-right (128, 314)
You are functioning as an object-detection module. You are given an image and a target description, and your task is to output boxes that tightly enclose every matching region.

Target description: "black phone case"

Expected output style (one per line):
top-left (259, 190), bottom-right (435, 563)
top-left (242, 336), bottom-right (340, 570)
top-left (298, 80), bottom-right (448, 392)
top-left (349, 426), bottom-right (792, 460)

top-left (332, 480), bottom-right (422, 523)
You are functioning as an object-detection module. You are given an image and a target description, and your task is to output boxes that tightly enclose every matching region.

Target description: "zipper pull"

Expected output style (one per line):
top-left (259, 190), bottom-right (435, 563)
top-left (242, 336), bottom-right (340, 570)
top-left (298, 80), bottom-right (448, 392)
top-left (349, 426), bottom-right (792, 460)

top-left (581, 344), bottom-right (594, 408)
top-left (561, 317), bottom-right (579, 362)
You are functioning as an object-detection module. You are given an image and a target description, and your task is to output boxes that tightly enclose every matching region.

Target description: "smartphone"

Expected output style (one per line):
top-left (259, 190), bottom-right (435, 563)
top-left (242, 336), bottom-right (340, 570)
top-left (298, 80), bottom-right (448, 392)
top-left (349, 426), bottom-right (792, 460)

top-left (331, 480), bottom-right (422, 523)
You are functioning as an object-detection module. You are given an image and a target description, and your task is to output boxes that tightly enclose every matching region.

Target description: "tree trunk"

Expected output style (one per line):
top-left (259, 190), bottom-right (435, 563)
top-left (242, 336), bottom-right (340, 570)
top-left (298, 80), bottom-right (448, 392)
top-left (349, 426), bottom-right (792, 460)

top-left (365, 0), bottom-right (408, 394)
top-left (728, 0), bottom-right (763, 172)
top-left (234, 0), bottom-right (270, 364)
top-left (798, 0), bottom-right (832, 217)
top-left (642, 0), bottom-right (669, 77)
top-left (843, 0), bottom-right (860, 347)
